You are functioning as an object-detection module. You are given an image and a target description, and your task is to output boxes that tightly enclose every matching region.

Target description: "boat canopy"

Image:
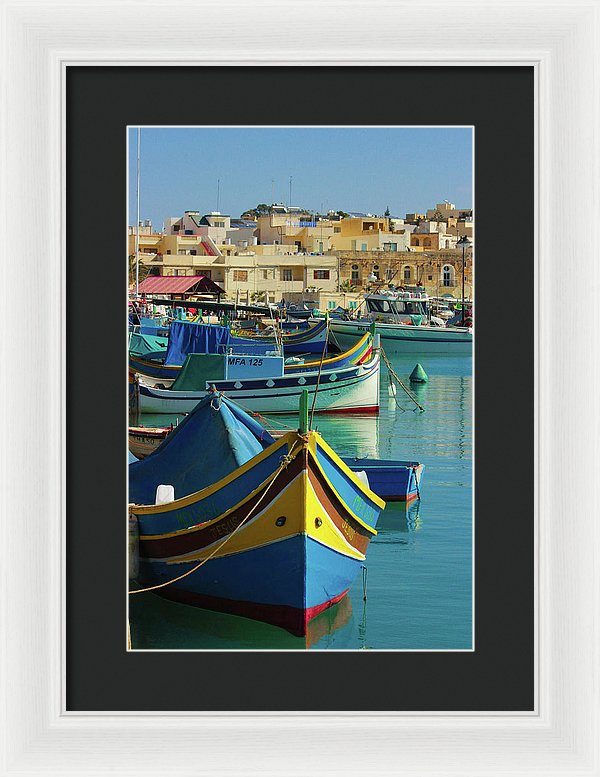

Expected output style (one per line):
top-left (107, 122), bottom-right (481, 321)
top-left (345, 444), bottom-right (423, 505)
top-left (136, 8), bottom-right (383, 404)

top-left (170, 353), bottom-right (225, 391)
top-left (164, 321), bottom-right (274, 366)
top-left (129, 332), bottom-right (168, 357)
top-left (128, 393), bottom-right (276, 506)
top-left (165, 321), bottom-right (233, 365)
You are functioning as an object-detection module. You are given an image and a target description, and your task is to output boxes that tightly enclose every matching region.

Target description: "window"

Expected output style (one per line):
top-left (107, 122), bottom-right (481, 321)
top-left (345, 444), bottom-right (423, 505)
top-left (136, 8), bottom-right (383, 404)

top-left (328, 301), bottom-right (336, 309)
top-left (214, 221), bottom-right (225, 228)
top-left (334, 227), bottom-right (341, 233)
top-left (184, 229), bottom-right (193, 235)
top-left (414, 238), bottom-right (420, 246)
top-left (282, 268), bottom-right (293, 282)
top-left (403, 265), bottom-right (411, 282)
top-left (349, 301), bottom-right (357, 310)
top-left (361, 243), bottom-right (368, 251)
top-left (166, 249), bottom-right (171, 255)
top-left (233, 270), bottom-right (248, 282)
top-left (428, 275), bottom-right (433, 281)
top-left (172, 224), bottom-right (180, 232)
top-left (442, 265), bottom-right (455, 287)
top-left (424, 238), bottom-right (431, 247)
top-left (386, 268), bottom-right (394, 281)
top-left (190, 249), bottom-right (197, 256)
top-left (314, 270), bottom-right (330, 280)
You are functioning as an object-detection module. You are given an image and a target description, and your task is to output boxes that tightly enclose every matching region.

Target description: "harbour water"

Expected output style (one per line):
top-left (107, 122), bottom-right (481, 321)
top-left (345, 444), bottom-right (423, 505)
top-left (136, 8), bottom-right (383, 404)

top-left (129, 352), bottom-right (472, 650)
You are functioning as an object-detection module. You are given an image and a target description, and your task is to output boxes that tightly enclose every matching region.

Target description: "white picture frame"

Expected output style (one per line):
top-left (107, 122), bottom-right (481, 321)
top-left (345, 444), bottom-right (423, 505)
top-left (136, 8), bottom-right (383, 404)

top-left (2, 1), bottom-right (599, 774)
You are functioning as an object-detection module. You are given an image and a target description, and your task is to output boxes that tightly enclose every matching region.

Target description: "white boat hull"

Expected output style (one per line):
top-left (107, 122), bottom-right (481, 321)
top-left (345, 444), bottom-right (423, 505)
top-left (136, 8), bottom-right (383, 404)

top-left (329, 320), bottom-right (472, 355)
top-left (139, 355), bottom-right (380, 415)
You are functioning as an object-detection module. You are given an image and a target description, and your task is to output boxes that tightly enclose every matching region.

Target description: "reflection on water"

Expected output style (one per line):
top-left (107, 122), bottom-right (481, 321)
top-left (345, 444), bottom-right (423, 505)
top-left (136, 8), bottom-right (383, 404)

top-left (378, 499), bottom-right (422, 533)
top-left (130, 589), bottom-right (354, 650)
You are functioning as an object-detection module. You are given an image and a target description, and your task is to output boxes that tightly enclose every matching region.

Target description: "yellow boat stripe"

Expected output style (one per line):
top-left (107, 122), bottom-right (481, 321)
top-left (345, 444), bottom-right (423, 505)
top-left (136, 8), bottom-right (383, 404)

top-left (148, 469), bottom-right (364, 564)
top-left (304, 477), bottom-right (365, 560)
top-left (310, 433), bottom-right (386, 511)
top-left (161, 471), bottom-right (309, 563)
top-left (285, 333), bottom-right (369, 370)
top-left (129, 432), bottom-right (300, 514)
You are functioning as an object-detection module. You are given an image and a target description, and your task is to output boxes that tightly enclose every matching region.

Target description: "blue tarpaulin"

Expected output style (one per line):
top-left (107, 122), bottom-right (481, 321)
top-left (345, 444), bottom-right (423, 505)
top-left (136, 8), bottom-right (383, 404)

top-left (165, 321), bottom-right (232, 365)
top-left (164, 320), bottom-right (274, 365)
top-left (128, 394), bottom-right (275, 505)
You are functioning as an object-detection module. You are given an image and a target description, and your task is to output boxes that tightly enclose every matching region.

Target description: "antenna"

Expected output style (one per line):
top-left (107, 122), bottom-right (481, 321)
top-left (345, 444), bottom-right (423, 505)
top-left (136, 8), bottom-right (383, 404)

top-left (289, 176), bottom-right (292, 207)
top-left (135, 127), bottom-right (141, 299)
top-left (216, 178), bottom-right (220, 212)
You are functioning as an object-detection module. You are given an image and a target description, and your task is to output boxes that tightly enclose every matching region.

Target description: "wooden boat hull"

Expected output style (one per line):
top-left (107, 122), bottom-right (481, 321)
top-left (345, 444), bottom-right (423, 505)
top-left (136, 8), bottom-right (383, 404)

top-left (130, 432), bottom-right (385, 636)
top-left (128, 426), bottom-right (170, 459)
top-left (328, 319), bottom-right (472, 354)
top-left (138, 353), bottom-right (380, 415)
top-left (343, 459), bottom-right (424, 502)
top-left (235, 317), bottom-right (329, 353)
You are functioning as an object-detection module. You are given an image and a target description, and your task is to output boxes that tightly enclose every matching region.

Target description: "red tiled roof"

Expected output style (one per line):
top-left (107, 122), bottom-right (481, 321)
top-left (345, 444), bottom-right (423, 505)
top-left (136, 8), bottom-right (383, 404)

top-left (137, 276), bottom-right (224, 295)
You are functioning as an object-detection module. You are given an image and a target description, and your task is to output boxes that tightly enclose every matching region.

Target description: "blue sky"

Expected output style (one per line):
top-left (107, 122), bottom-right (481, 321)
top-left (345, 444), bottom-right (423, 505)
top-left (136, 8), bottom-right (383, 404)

top-left (128, 127), bottom-right (472, 229)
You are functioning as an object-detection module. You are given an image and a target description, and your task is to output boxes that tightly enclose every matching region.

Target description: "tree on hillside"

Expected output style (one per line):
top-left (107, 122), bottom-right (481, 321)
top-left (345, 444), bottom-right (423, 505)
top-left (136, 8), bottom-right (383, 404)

top-left (336, 210), bottom-right (350, 218)
top-left (241, 203), bottom-right (272, 219)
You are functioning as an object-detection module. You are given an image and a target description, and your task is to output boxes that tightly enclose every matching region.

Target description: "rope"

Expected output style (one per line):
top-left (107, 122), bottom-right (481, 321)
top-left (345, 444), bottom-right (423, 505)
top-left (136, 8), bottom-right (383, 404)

top-left (129, 441), bottom-right (301, 596)
top-left (309, 320), bottom-right (329, 428)
top-left (380, 347), bottom-right (425, 412)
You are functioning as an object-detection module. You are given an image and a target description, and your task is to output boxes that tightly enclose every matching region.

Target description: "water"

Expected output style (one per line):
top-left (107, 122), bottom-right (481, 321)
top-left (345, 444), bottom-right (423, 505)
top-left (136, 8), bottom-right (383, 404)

top-left (129, 353), bottom-right (472, 650)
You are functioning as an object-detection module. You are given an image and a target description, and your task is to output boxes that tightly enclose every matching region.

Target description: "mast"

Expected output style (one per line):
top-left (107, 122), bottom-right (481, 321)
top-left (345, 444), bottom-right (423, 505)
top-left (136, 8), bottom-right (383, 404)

top-left (135, 127), bottom-right (141, 298)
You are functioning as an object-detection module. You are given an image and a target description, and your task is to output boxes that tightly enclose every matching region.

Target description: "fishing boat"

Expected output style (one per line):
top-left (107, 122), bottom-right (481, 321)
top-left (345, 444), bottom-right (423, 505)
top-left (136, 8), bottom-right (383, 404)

top-left (234, 316), bottom-right (329, 353)
top-left (129, 391), bottom-right (385, 636)
top-left (131, 328), bottom-right (375, 385)
top-left (136, 346), bottom-right (380, 415)
top-left (341, 458), bottom-right (424, 502)
top-left (129, 425), bottom-right (172, 459)
top-left (326, 289), bottom-right (472, 354)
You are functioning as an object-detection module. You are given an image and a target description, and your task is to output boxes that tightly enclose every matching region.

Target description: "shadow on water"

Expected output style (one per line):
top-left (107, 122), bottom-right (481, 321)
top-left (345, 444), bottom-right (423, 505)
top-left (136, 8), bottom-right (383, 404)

top-left (129, 589), bottom-right (355, 650)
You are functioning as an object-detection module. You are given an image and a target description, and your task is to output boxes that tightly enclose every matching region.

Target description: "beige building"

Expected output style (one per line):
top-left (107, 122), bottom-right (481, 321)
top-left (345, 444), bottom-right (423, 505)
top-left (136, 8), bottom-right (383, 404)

top-left (335, 250), bottom-right (473, 300)
top-left (426, 201), bottom-right (473, 221)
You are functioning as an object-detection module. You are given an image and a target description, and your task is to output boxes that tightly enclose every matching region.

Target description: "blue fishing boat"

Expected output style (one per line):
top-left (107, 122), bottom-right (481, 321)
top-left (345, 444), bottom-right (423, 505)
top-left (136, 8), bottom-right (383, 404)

top-left (341, 457), bottom-right (424, 502)
top-left (129, 391), bottom-right (385, 636)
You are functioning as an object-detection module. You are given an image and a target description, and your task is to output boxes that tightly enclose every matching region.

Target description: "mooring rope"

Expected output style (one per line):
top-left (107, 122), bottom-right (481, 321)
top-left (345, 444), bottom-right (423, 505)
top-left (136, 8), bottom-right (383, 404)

top-left (380, 347), bottom-right (425, 412)
top-left (129, 441), bottom-right (301, 596)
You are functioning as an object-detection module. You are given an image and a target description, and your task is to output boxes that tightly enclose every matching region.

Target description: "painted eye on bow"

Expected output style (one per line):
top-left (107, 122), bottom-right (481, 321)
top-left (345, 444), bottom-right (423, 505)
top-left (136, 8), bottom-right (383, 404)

top-left (314, 517), bottom-right (323, 528)
top-left (275, 516), bottom-right (287, 527)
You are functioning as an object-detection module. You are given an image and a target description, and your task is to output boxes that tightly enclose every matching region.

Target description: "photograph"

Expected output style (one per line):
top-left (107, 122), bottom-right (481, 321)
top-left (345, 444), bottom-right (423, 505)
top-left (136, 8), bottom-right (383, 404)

top-left (127, 126), bottom-right (474, 651)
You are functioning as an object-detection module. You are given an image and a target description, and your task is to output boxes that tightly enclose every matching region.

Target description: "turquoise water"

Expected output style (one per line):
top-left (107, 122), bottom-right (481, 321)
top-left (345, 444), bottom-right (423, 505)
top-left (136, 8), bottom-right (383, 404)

top-left (129, 353), bottom-right (472, 650)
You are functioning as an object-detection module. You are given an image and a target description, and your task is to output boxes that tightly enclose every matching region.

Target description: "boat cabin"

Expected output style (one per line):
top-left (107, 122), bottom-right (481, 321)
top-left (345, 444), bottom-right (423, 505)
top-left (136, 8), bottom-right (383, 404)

top-left (364, 291), bottom-right (429, 321)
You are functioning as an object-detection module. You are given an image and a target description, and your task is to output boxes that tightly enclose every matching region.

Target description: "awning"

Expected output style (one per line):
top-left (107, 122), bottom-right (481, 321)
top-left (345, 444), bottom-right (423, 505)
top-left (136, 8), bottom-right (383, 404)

top-left (137, 275), bottom-right (225, 296)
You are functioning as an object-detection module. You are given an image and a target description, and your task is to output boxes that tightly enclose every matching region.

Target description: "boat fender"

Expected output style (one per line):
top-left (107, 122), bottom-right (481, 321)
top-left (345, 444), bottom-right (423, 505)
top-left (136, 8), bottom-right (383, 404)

top-left (354, 470), bottom-right (370, 489)
top-left (155, 484), bottom-right (175, 505)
